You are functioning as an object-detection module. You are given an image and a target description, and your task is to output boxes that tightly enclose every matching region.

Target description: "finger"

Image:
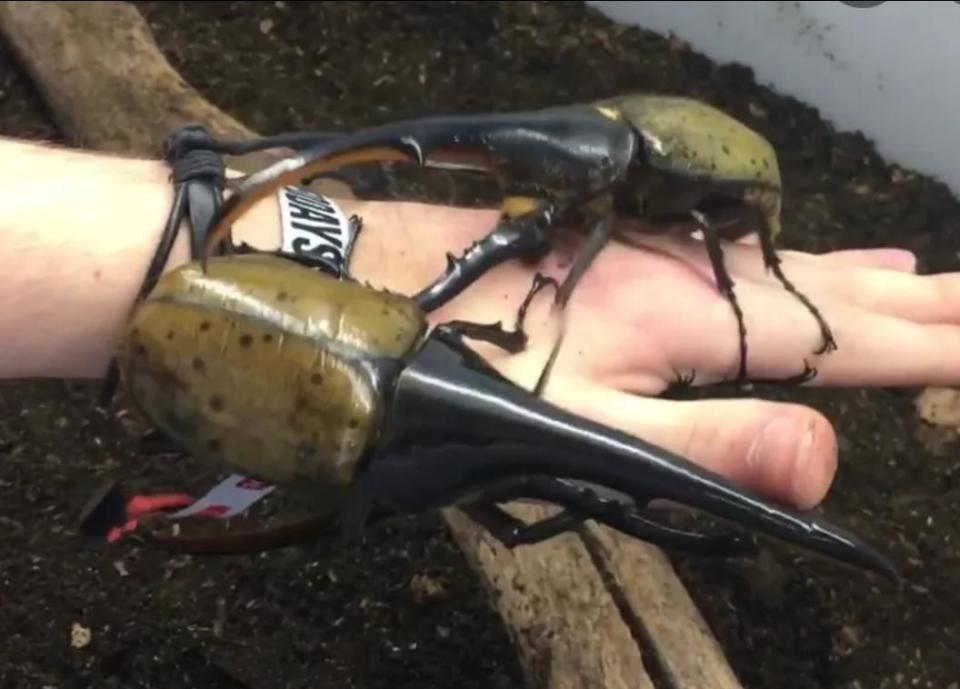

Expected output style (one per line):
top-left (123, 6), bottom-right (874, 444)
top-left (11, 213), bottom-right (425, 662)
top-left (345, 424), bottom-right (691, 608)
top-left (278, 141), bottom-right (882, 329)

top-left (632, 234), bottom-right (960, 325)
top-left (501, 365), bottom-right (838, 510)
top-left (803, 308), bottom-right (960, 387)
top-left (733, 289), bottom-right (960, 387)
top-left (771, 250), bottom-right (960, 325)
top-left (815, 267), bottom-right (960, 325)
top-left (728, 241), bottom-right (915, 273)
top-left (818, 248), bottom-right (917, 273)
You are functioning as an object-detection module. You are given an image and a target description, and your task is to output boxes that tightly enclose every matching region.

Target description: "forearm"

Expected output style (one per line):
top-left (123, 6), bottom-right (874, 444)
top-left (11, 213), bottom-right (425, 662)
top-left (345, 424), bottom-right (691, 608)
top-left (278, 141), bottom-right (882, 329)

top-left (0, 138), bottom-right (176, 379)
top-left (0, 137), bottom-right (502, 380)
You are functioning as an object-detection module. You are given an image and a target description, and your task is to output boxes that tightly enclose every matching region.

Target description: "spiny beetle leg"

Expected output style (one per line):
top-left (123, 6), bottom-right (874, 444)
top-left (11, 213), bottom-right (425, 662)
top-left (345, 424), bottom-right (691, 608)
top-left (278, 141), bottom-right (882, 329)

top-left (732, 359), bottom-right (819, 389)
top-left (691, 210), bottom-right (751, 389)
top-left (437, 271), bottom-right (559, 355)
top-left (662, 360), bottom-right (817, 399)
top-left (534, 210), bottom-right (615, 397)
top-left (693, 204), bottom-right (833, 389)
top-left (414, 200), bottom-right (561, 314)
top-left (461, 475), bottom-right (752, 557)
top-left (460, 501), bottom-right (584, 547)
top-left (757, 226), bottom-right (837, 357)
top-left (517, 272), bottom-right (560, 331)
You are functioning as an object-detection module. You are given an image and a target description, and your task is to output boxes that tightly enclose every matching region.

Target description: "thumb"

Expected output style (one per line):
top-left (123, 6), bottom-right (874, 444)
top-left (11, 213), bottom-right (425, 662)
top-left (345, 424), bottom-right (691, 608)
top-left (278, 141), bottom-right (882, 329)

top-left (533, 377), bottom-right (839, 510)
top-left (820, 247), bottom-right (917, 273)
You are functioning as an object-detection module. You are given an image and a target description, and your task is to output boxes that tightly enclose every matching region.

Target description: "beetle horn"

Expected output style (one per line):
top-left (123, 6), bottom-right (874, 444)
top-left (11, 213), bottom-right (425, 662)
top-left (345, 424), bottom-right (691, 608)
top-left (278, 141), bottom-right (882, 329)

top-left (366, 326), bottom-right (898, 581)
top-left (201, 104), bottom-right (636, 260)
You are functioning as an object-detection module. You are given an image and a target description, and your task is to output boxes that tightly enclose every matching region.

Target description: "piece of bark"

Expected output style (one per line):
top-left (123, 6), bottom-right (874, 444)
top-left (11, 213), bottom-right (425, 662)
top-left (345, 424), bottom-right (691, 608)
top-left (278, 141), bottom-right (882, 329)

top-left (444, 505), bottom-right (656, 689)
top-left (0, 3), bottom-right (746, 688)
top-left (0, 1), bottom-right (252, 152)
top-left (581, 523), bottom-right (744, 689)
top-left (446, 502), bottom-right (743, 689)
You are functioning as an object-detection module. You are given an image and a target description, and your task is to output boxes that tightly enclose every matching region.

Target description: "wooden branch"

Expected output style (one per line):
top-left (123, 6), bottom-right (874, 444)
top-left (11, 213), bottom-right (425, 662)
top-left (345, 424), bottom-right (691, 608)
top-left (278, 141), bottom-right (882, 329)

top-left (0, 0), bottom-right (350, 194)
top-left (0, 3), bottom-right (745, 688)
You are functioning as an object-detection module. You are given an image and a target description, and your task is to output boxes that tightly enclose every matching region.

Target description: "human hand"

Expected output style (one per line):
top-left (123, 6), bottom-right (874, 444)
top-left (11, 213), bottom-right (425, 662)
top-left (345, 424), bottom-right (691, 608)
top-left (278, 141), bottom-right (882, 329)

top-left (344, 200), bottom-right (960, 511)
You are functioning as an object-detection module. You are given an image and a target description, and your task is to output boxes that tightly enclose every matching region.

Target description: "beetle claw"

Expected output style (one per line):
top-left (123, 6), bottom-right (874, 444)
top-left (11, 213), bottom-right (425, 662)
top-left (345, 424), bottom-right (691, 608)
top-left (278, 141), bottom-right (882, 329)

top-left (459, 476), bottom-right (755, 558)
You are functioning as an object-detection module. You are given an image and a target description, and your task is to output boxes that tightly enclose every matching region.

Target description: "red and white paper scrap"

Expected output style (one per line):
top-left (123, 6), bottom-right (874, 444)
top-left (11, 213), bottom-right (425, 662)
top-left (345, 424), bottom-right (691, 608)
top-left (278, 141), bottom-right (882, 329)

top-left (169, 474), bottom-right (276, 520)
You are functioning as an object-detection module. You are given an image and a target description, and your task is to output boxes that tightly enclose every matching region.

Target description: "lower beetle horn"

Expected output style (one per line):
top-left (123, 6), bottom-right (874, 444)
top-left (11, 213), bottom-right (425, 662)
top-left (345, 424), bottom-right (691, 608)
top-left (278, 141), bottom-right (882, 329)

top-left (365, 326), bottom-right (898, 581)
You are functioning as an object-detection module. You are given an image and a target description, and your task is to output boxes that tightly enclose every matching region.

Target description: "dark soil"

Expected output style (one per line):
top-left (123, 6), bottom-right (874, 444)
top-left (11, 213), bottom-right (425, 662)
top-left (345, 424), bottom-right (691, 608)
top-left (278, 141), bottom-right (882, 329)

top-left (1, 2), bottom-right (959, 688)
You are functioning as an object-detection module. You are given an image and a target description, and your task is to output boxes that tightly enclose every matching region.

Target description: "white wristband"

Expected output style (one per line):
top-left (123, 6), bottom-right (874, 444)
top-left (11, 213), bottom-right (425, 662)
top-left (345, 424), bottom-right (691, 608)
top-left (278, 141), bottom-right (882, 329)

top-left (277, 185), bottom-right (360, 277)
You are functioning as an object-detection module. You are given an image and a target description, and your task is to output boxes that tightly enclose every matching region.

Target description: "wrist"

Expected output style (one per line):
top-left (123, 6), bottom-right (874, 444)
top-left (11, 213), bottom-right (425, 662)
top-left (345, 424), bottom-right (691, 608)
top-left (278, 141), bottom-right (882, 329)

top-left (205, 187), bottom-right (505, 310)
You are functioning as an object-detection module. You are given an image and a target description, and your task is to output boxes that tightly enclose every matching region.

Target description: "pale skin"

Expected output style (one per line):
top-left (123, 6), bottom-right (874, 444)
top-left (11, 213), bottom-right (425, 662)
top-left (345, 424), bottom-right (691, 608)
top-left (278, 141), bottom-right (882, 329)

top-left (2, 136), bottom-right (958, 513)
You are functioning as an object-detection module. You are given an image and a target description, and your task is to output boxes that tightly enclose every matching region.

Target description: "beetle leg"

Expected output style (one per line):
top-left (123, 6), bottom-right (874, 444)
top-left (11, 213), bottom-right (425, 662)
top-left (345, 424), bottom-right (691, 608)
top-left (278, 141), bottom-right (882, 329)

top-left (436, 272), bottom-right (559, 354)
top-left (459, 476), bottom-right (753, 557)
top-left (693, 207), bottom-right (833, 389)
top-left (438, 321), bottom-right (529, 354)
top-left (658, 368), bottom-right (699, 400)
top-left (459, 500), bottom-right (583, 546)
top-left (515, 272), bottom-right (560, 332)
top-left (662, 359), bottom-right (820, 398)
top-left (690, 210), bottom-right (751, 388)
top-left (757, 226), bottom-right (838, 356)
top-left (99, 124), bottom-right (239, 409)
top-left (414, 199), bottom-right (563, 313)
top-left (738, 359), bottom-right (819, 387)
top-left (533, 210), bottom-right (615, 396)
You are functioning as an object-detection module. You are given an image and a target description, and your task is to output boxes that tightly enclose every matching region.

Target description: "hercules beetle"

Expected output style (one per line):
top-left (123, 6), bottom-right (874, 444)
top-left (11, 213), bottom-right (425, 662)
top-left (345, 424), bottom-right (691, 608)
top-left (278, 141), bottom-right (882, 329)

top-left (193, 92), bottom-right (837, 394)
top-left (111, 242), bottom-right (895, 579)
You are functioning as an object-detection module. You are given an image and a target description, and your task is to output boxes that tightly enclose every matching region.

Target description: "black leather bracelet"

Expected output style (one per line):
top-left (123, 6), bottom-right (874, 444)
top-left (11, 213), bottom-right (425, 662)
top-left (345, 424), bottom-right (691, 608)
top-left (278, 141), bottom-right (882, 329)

top-left (96, 123), bottom-right (231, 409)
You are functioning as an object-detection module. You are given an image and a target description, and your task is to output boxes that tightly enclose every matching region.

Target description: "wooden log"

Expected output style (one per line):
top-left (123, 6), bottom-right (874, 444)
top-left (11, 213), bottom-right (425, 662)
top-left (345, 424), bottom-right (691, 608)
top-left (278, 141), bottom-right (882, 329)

top-left (0, 0), bottom-right (350, 195)
top-left (0, 3), bottom-right (746, 688)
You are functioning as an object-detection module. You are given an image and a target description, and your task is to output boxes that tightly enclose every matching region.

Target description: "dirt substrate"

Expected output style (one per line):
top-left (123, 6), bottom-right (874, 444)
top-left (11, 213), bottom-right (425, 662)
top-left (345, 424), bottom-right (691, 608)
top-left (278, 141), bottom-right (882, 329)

top-left (1, 3), bottom-right (959, 689)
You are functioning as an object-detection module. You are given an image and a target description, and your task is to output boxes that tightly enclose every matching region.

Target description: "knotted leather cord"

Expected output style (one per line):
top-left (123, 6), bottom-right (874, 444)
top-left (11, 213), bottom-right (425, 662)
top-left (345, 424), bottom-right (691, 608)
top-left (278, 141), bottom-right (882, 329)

top-left (98, 124), bottom-right (232, 409)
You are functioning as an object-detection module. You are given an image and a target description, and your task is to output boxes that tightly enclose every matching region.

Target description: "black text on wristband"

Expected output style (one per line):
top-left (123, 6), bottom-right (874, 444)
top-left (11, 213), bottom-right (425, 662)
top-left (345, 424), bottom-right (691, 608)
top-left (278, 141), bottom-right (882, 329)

top-left (278, 185), bottom-right (360, 277)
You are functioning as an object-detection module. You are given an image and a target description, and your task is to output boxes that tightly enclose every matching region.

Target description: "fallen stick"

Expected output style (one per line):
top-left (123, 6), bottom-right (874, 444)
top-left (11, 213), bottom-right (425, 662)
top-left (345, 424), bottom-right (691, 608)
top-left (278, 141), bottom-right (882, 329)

top-left (0, 3), bottom-right (745, 688)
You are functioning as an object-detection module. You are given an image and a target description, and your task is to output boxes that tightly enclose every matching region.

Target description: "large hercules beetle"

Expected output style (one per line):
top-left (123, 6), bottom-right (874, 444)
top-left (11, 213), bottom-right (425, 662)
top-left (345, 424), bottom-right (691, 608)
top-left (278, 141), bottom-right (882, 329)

top-left (108, 239), bottom-right (895, 579)
top-left (85, 93), bottom-right (893, 590)
top-left (194, 92), bottom-right (837, 394)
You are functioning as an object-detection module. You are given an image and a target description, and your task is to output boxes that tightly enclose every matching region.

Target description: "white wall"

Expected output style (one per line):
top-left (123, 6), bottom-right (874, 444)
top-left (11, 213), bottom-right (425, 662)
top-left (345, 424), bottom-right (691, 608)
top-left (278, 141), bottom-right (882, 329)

top-left (586, 1), bottom-right (960, 195)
